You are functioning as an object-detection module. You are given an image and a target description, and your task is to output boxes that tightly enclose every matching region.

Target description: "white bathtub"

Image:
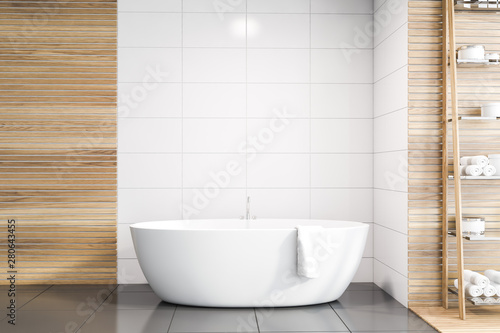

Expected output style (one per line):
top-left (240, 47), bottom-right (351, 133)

top-left (130, 219), bottom-right (368, 307)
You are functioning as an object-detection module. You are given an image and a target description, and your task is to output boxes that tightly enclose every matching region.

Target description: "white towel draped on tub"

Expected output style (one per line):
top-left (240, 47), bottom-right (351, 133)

top-left (296, 226), bottom-right (341, 279)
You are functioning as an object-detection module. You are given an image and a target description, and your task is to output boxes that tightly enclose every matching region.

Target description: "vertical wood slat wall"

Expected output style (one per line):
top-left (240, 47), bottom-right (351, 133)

top-left (0, 0), bottom-right (117, 284)
top-left (409, 0), bottom-right (500, 307)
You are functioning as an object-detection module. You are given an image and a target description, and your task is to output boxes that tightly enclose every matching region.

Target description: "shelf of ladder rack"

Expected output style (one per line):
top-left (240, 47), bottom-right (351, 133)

top-left (448, 287), bottom-right (500, 305)
top-left (455, 0), bottom-right (500, 11)
top-left (448, 175), bottom-right (500, 180)
top-left (447, 116), bottom-right (500, 122)
top-left (448, 230), bottom-right (500, 241)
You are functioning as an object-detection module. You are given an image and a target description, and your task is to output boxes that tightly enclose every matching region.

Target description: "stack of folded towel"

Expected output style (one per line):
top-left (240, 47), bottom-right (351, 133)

top-left (460, 155), bottom-right (497, 176)
top-left (454, 269), bottom-right (500, 297)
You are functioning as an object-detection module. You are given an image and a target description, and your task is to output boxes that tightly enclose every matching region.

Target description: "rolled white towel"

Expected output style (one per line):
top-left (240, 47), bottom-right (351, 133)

top-left (464, 165), bottom-right (483, 177)
top-left (483, 165), bottom-right (497, 177)
top-left (485, 269), bottom-right (500, 284)
top-left (460, 156), bottom-right (489, 167)
top-left (484, 297), bottom-right (497, 304)
top-left (489, 281), bottom-right (500, 296)
top-left (484, 284), bottom-right (497, 297)
top-left (471, 297), bottom-right (483, 304)
top-left (464, 270), bottom-right (490, 287)
top-left (454, 279), bottom-right (484, 297)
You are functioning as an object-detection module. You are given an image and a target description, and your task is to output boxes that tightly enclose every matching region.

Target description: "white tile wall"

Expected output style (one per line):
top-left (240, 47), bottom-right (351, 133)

top-left (118, 0), bottom-right (376, 284)
top-left (183, 13), bottom-right (246, 48)
top-left (373, 0), bottom-right (408, 306)
top-left (311, 84), bottom-right (373, 119)
top-left (247, 14), bottom-right (310, 48)
top-left (311, 14), bottom-right (373, 49)
top-left (312, 0), bottom-right (374, 14)
top-left (374, 66), bottom-right (408, 117)
top-left (118, 13), bottom-right (182, 47)
top-left (311, 49), bottom-right (373, 84)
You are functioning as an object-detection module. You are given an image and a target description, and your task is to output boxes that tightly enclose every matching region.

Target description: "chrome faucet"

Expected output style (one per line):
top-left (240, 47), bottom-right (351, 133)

top-left (246, 196), bottom-right (251, 220)
top-left (240, 196), bottom-right (256, 220)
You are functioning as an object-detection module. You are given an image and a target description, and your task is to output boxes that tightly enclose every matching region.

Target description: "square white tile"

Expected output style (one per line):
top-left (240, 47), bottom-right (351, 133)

top-left (311, 119), bottom-right (373, 153)
top-left (311, 84), bottom-right (373, 119)
top-left (311, 188), bottom-right (373, 222)
top-left (311, 49), bottom-right (373, 84)
top-left (247, 14), bottom-right (310, 48)
top-left (183, 13), bottom-right (246, 48)
top-left (374, 66), bottom-right (408, 118)
top-left (311, 14), bottom-right (373, 49)
top-left (118, 189), bottom-right (183, 224)
top-left (374, 108), bottom-right (408, 153)
top-left (374, 224), bottom-right (408, 276)
top-left (247, 154), bottom-right (310, 188)
top-left (118, 13), bottom-right (181, 48)
top-left (247, 0), bottom-right (311, 13)
top-left (374, 260), bottom-right (409, 306)
top-left (118, 83), bottom-right (182, 118)
top-left (118, 154), bottom-right (182, 188)
top-left (374, 189), bottom-right (408, 234)
top-left (247, 49), bottom-right (310, 83)
top-left (183, 154), bottom-right (246, 188)
top-left (183, 0), bottom-right (246, 13)
top-left (312, 0), bottom-right (373, 14)
top-left (183, 83), bottom-right (246, 118)
top-left (247, 189), bottom-right (310, 219)
top-left (118, 118), bottom-right (182, 153)
top-left (247, 119), bottom-right (310, 153)
top-left (183, 48), bottom-right (246, 83)
top-left (374, 150), bottom-right (408, 192)
top-left (118, 48), bottom-right (182, 83)
top-left (118, 259), bottom-right (148, 284)
top-left (119, 0), bottom-right (181, 12)
top-left (311, 154), bottom-right (373, 188)
top-left (247, 84), bottom-right (310, 118)
top-left (374, 0), bottom-right (408, 47)
top-left (182, 189), bottom-right (247, 219)
top-left (183, 119), bottom-right (246, 153)
top-left (374, 0), bottom-right (387, 12)
top-left (374, 23), bottom-right (408, 82)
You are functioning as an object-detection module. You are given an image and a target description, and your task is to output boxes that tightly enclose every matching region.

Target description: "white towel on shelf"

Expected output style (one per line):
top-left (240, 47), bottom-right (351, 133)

top-left (489, 281), bottom-right (500, 296)
top-left (464, 270), bottom-right (490, 288)
top-left (483, 165), bottom-right (497, 177)
top-left (484, 297), bottom-right (497, 304)
top-left (485, 269), bottom-right (500, 284)
top-left (484, 284), bottom-right (498, 297)
top-left (454, 279), bottom-right (484, 297)
top-left (296, 226), bottom-right (341, 279)
top-left (460, 155), bottom-right (489, 168)
top-left (463, 165), bottom-right (483, 177)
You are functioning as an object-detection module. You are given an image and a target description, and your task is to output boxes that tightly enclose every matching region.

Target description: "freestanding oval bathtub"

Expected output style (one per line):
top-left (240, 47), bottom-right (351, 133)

top-left (130, 219), bottom-right (368, 307)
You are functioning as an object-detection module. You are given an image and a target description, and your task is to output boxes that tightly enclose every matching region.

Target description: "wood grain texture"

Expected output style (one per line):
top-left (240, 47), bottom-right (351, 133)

top-left (409, 0), bottom-right (500, 320)
top-left (0, 1), bottom-right (117, 285)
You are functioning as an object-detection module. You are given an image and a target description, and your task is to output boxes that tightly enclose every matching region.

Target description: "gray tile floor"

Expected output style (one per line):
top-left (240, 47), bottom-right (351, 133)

top-left (0, 283), bottom-right (437, 333)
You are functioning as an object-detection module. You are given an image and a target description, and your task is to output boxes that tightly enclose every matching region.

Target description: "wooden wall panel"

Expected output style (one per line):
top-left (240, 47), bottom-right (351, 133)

top-left (409, 0), bottom-right (500, 307)
top-left (0, 0), bottom-right (117, 284)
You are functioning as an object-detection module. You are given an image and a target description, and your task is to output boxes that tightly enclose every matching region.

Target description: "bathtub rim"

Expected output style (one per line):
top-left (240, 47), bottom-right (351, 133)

top-left (130, 218), bottom-right (369, 232)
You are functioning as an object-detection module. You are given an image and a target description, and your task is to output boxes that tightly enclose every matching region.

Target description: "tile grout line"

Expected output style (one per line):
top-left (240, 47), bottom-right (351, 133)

top-left (328, 303), bottom-right (352, 333)
top-left (253, 308), bottom-right (261, 333)
top-left (180, 0), bottom-right (184, 219)
top-left (309, 0), bottom-right (312, 219)
top-left (166, 305), bottom-right (178, 333)
top-left (75, 285), bottom-right (119, 332)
